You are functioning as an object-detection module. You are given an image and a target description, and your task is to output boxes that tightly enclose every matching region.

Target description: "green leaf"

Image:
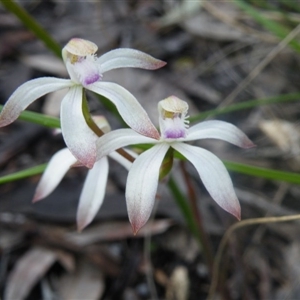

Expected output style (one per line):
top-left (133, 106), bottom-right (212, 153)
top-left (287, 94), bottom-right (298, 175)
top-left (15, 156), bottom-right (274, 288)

top-left (189, 93), bottom-right (300, 123)
top-left (224, 160), bottom-right (300, 184)
top-left (0, 164), bottom-right (47, 184)
top-left (168, 176), bottom-right (199, 237)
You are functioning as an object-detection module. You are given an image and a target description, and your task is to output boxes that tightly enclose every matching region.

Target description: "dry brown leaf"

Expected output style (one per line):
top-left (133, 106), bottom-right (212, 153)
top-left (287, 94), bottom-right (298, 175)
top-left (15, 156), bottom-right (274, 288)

top-left (57, 260), bottom-right (105, 300)
top-left (183, 12), bottom-right (246, 42)
top-left (55, 250), bottom-right (76, 273)
top-left (20, 54), bottom-right (67, 76)
top-left (259, 119), bottom-right (300, 156)
top-left (0, 229), bottom-right (24, 250)
top-left (5, 247), bottom-right (58, 300)
top-left (154, 0), bottom-right (202, 28)
top-left (65, 219), bottom-right (173, 246)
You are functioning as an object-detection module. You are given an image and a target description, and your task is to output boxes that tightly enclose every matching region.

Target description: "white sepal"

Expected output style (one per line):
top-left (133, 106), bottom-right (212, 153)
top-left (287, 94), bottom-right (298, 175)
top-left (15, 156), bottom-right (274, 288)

top-left (172, 143), bottom-right (241, 220)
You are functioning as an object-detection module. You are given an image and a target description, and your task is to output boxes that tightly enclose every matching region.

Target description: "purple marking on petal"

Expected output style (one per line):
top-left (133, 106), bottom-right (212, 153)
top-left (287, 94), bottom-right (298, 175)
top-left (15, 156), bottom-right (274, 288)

top-left (164, 129), bottom-right (186, 139)
top-left (84, 73), bottom-right (101, 85)
top-left (72, 56), bottom-right (102, 87)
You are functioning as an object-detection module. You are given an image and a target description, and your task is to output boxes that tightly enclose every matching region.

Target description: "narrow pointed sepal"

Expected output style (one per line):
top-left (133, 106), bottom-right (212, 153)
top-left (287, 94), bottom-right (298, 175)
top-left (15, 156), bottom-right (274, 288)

top-left (77, 157), bottom-right (109, 231)
top-left (97, 48), bottom-right (166, 73)
top-left (126, 143), bottom-right (170, 234)
top-left (186, 120), bottom-right (255, 149)
top-left (87, 82), bottom-right (160, 139)
top-left (60, 86), bottom-right (98, 168)
top-left (33, 148), bottom-right (77, 202)
top-left (172, 143), bottom-right (241, 220)
top-left (96, 128), bottom-right (158, 160)
top-left (0, 78), bottom-right (72, 127)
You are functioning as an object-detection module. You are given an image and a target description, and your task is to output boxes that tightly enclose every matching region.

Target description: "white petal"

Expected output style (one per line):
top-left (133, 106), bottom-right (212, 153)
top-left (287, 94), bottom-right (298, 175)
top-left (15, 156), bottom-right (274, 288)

top-left (65, 61), bottom-right (80, 84)
top-left (96, 128), bottom-right (158, 160)
top-left (126, 143), bottom-right (170, 234)
top-left (60, 86), bottom-right (98, 168)
top-left (186, 120), bottom-right (255, 148)
top-left (97, 48), bottom-right (166, 73)
top-left (87, 82), bottom-right (160, 139)
top-left (33, 148), bottom-right (77, 202)
top-left (108, 149), bottom-right (138, 171)
top-left (172, 143), bottom-right (241, 220)
top-left (0, 78), bottom-right (72, 127)
top-left (77, 157), bottom-right (109, 231)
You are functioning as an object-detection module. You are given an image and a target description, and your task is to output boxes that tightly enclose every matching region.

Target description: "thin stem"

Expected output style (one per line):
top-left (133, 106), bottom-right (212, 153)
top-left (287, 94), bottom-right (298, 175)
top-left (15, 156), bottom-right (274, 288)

top-left (81, 91), bottom-right (135, 163)
top-left (168, 177), bottom-right (213, 274)
top-left (208, 214), bottom-right (300, 299)
top-left (180, 161), bottom-right (214, 275)
top-left (0, 0), bottom-right (62, 58)
top-left (168, 176), bottom-right (207, 250)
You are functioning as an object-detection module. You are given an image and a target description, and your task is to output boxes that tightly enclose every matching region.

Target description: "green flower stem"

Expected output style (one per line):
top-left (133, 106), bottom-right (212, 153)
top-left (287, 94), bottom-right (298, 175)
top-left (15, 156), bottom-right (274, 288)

top-left (0, 164), bottom-right (47, 184)
top-left (81, 92), bottom-right (105, 137)
top-left (0, 0), bottom-right (62, 58)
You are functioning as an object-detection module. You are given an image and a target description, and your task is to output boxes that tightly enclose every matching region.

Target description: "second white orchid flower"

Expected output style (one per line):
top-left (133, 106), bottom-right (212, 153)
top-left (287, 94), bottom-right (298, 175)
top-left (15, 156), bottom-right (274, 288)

top-left (0, 38), bottom-right (164, 168)
top-left (33, 116), bottom-right (136, 231)
top-left (96, 96), bottom-right (255, 233)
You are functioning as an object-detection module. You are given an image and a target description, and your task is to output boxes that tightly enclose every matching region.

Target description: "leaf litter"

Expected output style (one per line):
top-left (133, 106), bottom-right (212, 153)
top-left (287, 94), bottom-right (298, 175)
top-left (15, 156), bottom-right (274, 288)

top-left (1, 0), bottom-right (300, 299)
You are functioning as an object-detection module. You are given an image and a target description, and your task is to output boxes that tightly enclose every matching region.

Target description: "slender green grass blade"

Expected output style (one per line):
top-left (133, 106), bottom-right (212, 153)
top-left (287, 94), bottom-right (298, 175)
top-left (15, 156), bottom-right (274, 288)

top-left (234, 0), bottom-right (300, 52)
top-left (224, 160), bottom-right (300, 184)
top-left (0, 0), bottom-right (61, 58)
top-left (0, 164), bottom-right (47, 184)
top-left (0, 105), bottom-right (61, 128)
top-left (189, 93), bottom-right (300, 123)
top-left (168, 176), bottom-right (200, 237)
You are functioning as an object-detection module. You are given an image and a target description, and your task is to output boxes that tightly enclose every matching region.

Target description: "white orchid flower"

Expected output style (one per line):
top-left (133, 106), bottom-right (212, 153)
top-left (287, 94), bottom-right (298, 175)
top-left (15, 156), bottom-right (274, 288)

top-left (0, 38), bottom-right (164, 168)
top-left (96, 96), bottom-right (255, 233)
top-left (33, 116), bottom-right (136, 231)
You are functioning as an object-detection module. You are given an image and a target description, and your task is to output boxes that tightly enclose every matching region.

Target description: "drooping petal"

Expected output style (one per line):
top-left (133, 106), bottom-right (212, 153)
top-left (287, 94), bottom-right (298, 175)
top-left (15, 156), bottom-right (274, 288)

top-left (33, 148), bottom-right (77, 202)
top-left (126, 143), bottom-right (170, 234)
top-left (96, 128), bottom-right (158, 160)
top-left (77, 157), bottom-right (109, 231)
top-left (108, 149), bottom-right (138, 171)
top-left (172, 143), bottom-right (241, 220)
top-left (88, 82), bottom-right (160, 139)
top-left (186, 120), bottom-right (255, 148)
top-left (0, 78), bottom-right (72, 127)
top-left (96, 48), bottom-right (166, 73)
top-left (60, 85), bottom-right (98, 168)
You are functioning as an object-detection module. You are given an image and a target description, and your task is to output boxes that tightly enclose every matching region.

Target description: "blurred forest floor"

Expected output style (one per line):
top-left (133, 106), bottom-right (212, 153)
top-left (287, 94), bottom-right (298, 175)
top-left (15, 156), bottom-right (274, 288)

top-left (1, 1), bottom-right (300, 299)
